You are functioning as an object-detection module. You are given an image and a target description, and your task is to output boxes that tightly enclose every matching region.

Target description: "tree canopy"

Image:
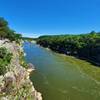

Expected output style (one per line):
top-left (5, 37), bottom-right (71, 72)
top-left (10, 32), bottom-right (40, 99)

top-left (0, 17), bottom-right (22, 42)
top-left (37, 32), bottom-right (100, 66)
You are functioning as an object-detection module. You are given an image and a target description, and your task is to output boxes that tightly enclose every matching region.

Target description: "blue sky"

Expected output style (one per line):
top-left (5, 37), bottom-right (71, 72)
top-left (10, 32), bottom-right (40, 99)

top-left (0, 0), bottom-right (100, 37)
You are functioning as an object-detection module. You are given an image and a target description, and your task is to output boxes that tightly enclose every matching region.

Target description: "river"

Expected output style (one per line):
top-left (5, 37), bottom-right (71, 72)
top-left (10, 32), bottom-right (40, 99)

top-left (23, 42), bottom-right (100, 100)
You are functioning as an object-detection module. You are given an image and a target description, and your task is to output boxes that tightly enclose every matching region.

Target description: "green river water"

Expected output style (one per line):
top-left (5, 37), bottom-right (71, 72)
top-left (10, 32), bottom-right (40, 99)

top-left (24, 42), bottom-right (100, 100)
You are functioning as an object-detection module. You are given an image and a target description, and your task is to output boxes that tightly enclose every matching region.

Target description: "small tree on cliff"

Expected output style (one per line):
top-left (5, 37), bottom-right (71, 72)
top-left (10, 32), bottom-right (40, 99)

top-left (0, 17), bottom-right (22, 41)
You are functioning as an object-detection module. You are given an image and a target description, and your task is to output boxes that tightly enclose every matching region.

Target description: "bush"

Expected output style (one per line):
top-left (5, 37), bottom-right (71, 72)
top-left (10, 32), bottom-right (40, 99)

top-left (0, 47), bottom-right (12, 75)
top-left (19, 52), bottom-right (28, 69)
top-left (0, 47), bottom-right (7, 58)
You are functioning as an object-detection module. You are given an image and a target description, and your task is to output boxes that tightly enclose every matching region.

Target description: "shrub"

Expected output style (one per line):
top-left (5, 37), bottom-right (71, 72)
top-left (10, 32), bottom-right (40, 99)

top-left (0, 47), bottom-right (12, 75)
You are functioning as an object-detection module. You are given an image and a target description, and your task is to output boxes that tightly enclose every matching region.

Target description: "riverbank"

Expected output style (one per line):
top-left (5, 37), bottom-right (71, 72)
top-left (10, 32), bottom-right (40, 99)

top-left (39, 45), bottom-right (100, 82)
top-left (0, 39), bottom-right (42, 100)
top-left (36, 33), bottom-right (100, 66)
top-left (37, 43), bottom-right (100, 67)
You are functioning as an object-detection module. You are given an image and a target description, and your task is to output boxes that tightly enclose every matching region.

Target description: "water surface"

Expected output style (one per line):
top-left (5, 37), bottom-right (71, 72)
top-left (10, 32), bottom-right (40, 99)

top-left (24, 42), bottom-right (100, 100)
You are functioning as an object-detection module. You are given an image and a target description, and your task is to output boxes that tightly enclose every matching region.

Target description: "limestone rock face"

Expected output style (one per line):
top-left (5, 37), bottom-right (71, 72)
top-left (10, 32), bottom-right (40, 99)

top-left (0, 39), bottom-right (42, 100)
top-left (28, 63), bottom-right (35, 70)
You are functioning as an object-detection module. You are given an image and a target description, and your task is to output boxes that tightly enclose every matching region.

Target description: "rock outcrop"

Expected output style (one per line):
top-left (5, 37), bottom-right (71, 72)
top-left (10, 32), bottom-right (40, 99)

top-left (0, 40), bottom-right (42, 100)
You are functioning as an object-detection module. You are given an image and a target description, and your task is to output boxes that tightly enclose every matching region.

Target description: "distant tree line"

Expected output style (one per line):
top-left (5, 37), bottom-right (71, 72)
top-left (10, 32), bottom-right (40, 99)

top-left (22, 37), bottom-right (36, 41)
top-left (37, 32), bottom-right (100, 66)
top-left (0, 17), bottom-right (22, 42)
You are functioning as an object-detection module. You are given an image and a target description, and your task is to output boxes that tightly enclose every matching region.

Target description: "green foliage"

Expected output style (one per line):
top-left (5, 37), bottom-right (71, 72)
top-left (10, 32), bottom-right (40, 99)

top-left (0, 47), bottom-right (12, 75)
top-left (19, 52), bottom-right (28, 69)
top-left (0, 17), bottom-right (8, 27)
top-left (37, 32), bottom-right (100, 65)
top-left (0, 17), bottom-right (22, 42)
top-left (22, 37), bottom-right (35, 41)
top-left (0, 47), bottom-right (7, 58)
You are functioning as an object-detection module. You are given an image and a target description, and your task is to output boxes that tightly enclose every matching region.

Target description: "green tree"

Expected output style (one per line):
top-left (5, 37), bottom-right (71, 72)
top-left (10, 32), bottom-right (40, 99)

top-left (37, 32), bottom-right (100, 66)
top-left (0, 17), bottom-right (22, 42)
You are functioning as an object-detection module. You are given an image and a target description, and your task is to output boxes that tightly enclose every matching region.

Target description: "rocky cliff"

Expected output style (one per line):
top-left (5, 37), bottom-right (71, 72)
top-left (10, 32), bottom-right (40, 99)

top-left (0, 39), bottom-right (42, 100)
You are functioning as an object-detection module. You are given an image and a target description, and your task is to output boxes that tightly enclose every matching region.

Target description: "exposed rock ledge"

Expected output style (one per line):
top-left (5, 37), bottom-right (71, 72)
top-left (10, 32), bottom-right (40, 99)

top-left (0, 39), bottom-right (42, 100)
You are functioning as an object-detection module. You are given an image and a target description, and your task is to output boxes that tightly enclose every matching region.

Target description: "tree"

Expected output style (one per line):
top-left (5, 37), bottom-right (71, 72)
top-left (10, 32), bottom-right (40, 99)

top-left (36, 32), bottom-right (100, 65)
top-left (0, 17), bottom-right (8, 27)
top-left (0, 17), bottom-right (22, 42)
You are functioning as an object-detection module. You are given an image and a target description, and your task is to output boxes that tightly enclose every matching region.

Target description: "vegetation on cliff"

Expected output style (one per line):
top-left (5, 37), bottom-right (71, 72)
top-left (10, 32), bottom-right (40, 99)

top-left (37, 32), bottom-right (100, 66)
top-left (0, 17), bottom-right (42, 100)
top-left (0, 17), bottom-right (22, 42)
top-left (0, 47), bottom-right (12, 75)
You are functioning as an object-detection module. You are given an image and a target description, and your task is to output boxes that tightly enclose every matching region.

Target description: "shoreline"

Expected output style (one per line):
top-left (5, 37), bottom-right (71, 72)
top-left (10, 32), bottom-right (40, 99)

top-left (26, 67), bottom-right (42, 100)
top-left (22, 41), bottom-right (42, 100)
top-left (37, 44), bottom-right (100, 67)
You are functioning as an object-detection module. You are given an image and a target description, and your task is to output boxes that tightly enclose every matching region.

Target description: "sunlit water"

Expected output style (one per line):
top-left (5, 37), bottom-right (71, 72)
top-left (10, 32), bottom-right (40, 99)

top-left (23, 42), bottom-right (100, 100)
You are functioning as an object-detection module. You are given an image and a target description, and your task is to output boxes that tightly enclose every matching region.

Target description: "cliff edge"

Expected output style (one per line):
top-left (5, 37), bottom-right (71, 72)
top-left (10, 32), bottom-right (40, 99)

top-left (0, 39), bottom-right (42, 100)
